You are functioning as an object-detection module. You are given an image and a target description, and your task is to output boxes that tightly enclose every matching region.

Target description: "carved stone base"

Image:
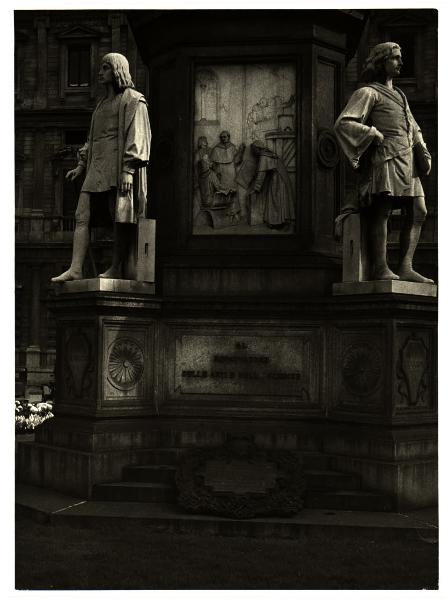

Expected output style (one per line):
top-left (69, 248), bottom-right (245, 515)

top-left (16, 293), bottom-right (437, 509)
top-left (333, 280), bottom-right (437, 297)
top-left (323, 425), bottom-right (437, 510)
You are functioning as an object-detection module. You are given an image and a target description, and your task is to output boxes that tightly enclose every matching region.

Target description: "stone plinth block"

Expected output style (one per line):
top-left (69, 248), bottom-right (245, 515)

top-left (17, 294), bottom-right (437, 507)
top-left (327, 319), bottom-right (437, 426)
top-left (51, 288), bottom-right (162, 418)
top-left (56, 278), bottom-right (155, 295)
top-left (333, 280), bottom-right (437, 297)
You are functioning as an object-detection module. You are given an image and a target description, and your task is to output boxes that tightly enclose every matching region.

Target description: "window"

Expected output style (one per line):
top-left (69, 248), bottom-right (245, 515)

top-left (57, 26), bottom-right (101, 101)
top-left (68, 45), bottom-right (90, 87)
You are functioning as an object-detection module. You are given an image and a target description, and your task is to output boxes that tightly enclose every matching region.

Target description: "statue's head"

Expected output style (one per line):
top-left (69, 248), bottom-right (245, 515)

top-left (101, 53), bottom-right (135, 91)
top-left (198, 136), bottom-right (208, 149)
top-left (219, 131), bottom-right (231, 144)
top-left (361, 42), bottom-right (402, 83)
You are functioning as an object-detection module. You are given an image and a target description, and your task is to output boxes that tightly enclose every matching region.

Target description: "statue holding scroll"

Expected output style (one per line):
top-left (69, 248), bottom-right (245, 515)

top-left (51, 52), bottom-right (151, 282)
top-left (334, 42), bottom-right (433, 283)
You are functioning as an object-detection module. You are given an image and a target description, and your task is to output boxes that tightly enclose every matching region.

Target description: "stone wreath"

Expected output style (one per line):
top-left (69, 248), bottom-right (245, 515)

top-left (175, 439), bottom-right (305, 519)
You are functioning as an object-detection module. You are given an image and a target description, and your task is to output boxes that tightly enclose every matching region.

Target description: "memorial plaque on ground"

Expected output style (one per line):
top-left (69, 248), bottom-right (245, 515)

top-left (171, 330), bottom-right (319, 403)
top-left (204, 459), bottom-right (277, 494)
top-left (176, 439), bottom-right (305, 519)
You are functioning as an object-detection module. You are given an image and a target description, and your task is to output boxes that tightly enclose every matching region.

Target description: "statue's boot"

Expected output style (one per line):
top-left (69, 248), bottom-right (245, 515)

top-left (369, 205), bottom-right (399, 280)
top-left (397, 216), bottom-right (434, 284)
top-left (98, 223), bottom-right (131, 279)
top-left (51, 224), bottom-right (89, 283)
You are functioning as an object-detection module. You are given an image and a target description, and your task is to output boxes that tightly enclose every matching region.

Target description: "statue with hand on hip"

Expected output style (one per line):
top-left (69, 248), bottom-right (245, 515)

top-left (334, 42), bottom-right (433, 283)
top-left (51, 52), bottom-right (151, 282)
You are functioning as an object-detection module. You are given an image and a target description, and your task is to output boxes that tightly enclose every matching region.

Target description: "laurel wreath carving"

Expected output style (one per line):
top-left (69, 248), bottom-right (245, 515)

top-left (175, 439), bottom-right (305, 519)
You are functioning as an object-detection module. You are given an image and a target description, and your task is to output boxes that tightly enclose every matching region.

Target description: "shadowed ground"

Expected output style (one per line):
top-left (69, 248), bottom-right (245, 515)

top-left (16, 511), bottom-right (438, 590)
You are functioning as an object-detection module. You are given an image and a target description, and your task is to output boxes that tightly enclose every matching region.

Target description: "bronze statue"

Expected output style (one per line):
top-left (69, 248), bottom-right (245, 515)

top-left (51, 52), bottom-right (151, 282)
top-left (334, 42), bottom-right (433, 283)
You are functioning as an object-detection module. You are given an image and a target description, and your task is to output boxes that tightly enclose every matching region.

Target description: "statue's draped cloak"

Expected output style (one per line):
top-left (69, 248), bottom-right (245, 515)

top-left (251, 153), bottom-right (295, 226)
top-left (334, 83), bottom-right (430, 205)
top-left (79, 87), bottom-right (151, 223)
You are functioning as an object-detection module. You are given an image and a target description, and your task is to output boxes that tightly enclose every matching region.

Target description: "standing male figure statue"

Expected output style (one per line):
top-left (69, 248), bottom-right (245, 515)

top-left (334, 42), bottom-right (433, 283)
top-left (51, 52), bottom-right (151, 282)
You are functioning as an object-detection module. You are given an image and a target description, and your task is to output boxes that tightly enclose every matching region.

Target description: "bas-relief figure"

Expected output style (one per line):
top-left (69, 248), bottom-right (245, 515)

top-left (193, 135), bottom-right (242, 227)
top-left (244, 141), bottom-right (295, 230)
top-left (193, 63), bottom-right (296, 234)
top-left (334, 42), bottom-right (433, 284)
top-left (51, 53), bottom-right (151, 282)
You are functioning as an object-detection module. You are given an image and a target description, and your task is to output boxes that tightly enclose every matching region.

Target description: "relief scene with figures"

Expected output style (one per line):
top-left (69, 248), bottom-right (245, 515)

top-left (193, 63), bottom-right (296, 234)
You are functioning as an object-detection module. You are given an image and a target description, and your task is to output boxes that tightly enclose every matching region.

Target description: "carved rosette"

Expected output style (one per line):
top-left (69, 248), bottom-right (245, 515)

top-left (317, 129), bottom-right (340, 168)
top-left (341, 343), bottom-right (382, 396)
top-left (107, 338), bottom-right (144, 391)
top-left (396, 334), bottom-right (429, 408)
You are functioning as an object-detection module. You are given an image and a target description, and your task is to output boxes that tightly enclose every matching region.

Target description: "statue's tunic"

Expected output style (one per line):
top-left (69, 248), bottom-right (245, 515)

top-left (210, 143), bottom-right (242, 191)
top-left (82, 94), bottom-right (121, 193)
top-left (79, 88), bottom-right (151, 223)
top-left (334, 83), bottom-right (430, 204)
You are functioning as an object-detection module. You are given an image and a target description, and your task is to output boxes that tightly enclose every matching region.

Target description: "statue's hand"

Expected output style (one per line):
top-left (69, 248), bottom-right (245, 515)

top-left (65, 166), bottom-right (84, 182)
top-left (120, 172), bottom-right (133, 194)
top-left (374, 130), bottom-right (384, 145)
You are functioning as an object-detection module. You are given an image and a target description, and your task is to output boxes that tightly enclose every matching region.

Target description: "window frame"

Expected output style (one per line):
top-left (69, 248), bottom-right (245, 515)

top-left (67, 43), bottom-right (92, 89)
top-left (57, 25), bottom-right (100, 102)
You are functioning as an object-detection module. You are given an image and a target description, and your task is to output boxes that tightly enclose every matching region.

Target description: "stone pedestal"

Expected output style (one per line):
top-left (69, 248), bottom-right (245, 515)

top-left (17, 288), bottom-right (437, 509)
top-left (333, 280), bottom-right (437, 297)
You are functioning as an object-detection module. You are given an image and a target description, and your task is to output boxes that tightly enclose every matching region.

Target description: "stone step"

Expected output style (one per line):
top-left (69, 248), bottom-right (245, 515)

top-left (140, 448), bottom-right (187, 466)
top-left (137, 449), bottom-right (332, 469)
top-left (18, 481), bottom-right (434, 542)
top-left (122, 465), bottom-right (177, 485)
top-left (305, 490), bottom-right (394, 512)
top-left (304, 470), bottom-right (361, 491)
top-left (300, 452), bottom-right (332, 470)
top-left (121, 463), bottom-right (352, 491)
top-left (92, 482), bottom-right (176, 503)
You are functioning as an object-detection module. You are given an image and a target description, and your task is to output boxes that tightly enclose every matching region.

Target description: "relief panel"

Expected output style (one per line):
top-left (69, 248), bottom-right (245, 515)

top-left (394, 328), bottom-right (435, 413)
top-left (60, 324), bottom-right (97, 407)
top-left (193, 63), bottom-right (297, 235)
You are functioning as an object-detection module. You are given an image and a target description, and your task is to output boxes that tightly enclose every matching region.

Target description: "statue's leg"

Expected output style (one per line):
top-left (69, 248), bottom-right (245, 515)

top-left (397, 196), bottom-right (434, 283)
top-left (98, 223), bottom-right (135, 279)
top-left (51, 193), bottom-right (91, 282)
top-left (368, 195), bottom-right (399, 280)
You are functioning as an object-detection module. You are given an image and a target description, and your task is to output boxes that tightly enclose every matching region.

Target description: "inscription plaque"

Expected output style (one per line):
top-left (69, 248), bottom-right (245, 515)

top-left (174, 333), bottom-right (315, 401)
top-left (204, 460), bottom-right (277, 494)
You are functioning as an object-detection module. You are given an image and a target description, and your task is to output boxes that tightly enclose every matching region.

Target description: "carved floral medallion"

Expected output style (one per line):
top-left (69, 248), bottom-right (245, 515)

top-left (341, 343), bottom-right (382, 396)
top-left (107, 338), bottom-right (144, 390)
